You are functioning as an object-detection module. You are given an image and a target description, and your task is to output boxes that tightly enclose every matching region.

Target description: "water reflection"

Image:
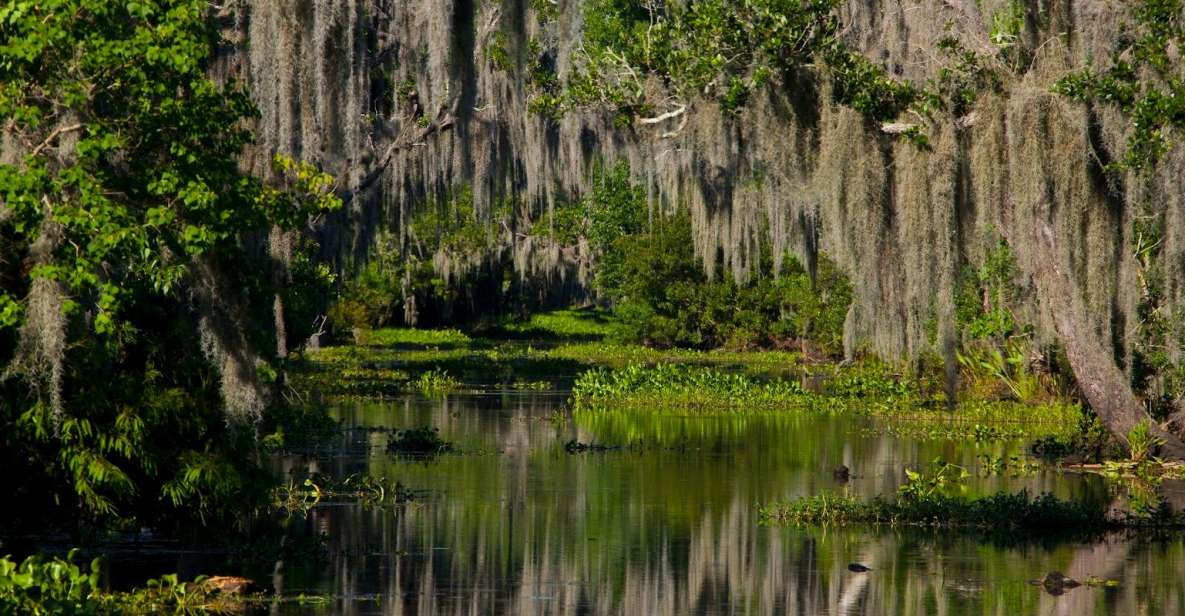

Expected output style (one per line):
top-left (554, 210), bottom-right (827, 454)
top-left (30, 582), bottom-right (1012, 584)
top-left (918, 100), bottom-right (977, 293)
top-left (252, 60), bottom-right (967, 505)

top-left (270, 391), bottom-right (1185, 615)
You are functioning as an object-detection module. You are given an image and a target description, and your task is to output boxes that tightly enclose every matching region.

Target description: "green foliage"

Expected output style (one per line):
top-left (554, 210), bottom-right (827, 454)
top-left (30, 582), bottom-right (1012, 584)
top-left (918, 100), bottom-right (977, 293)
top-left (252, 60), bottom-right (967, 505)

top-left (327, 235), bottom-right (403, 334)
top-left (486, 31), bottom-right (513, 72)
top-left (572, 363), bottom-right (808, 410)
top-left (1128, 420), bottom-right (1164, 463)
top-left (0, 550), bottom-right (226, 615)
top-left (1125, 195), bottom-right (1185, 417)
top-left (525, 38), bottom-right (565, 119)
top-left (355, 327), bottom-right (472, 348)
top-left (569, 163), bottom-right (852, 351)
top-left (956, 239), bottom-right (1023, 341)
top-left (953, 239), bottom-right (1053, 402)
top-left (563, 0), bottom-right (997, 145)
top-left (414, 368), bottom-right (461, 395)
top-left (571, 0), bottom-right (842, 116)
top-left (1054, 0), bottom-right (1185, 169)
top-left (759, 490), bottom-right (1111, 533)
top-left (0, 550), bottom-right (103, 615)
top-left (0, 0), bottom-right (339, 532)
top-left (495, 308), bottom-right (616, 340)
top-left (529, 0), bottom-right (559, 21)
top-left (928, 35), bottom-right (1002, 117)
top-left (1030, 410), bottom-right (1115, 462)
top-left (897, 458), bottom-right (969, 502)
top-left (989, 0), bottom-right (1026, 68)
top-left (600, 210), bottom-right (852, 351)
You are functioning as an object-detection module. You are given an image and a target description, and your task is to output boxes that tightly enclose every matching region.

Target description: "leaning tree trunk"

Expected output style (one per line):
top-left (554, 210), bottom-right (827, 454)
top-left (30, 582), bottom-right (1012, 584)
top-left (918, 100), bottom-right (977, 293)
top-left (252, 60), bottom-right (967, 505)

top-left (1030, 222), bottom-right (1185, 460)
top-left (268, 225), bottom-right (292, 360)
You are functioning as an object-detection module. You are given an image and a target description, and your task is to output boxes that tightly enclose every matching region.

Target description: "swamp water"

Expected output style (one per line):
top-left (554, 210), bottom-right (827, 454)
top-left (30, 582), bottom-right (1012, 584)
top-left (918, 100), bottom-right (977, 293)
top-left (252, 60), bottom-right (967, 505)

top-left (102, 383), bottom-right (1185, 614)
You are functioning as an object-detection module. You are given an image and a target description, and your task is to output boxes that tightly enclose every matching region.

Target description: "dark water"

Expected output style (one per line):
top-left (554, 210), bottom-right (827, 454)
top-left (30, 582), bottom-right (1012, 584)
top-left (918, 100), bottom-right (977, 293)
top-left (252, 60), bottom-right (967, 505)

top-left (238, 388), bottom-right (1185, 616)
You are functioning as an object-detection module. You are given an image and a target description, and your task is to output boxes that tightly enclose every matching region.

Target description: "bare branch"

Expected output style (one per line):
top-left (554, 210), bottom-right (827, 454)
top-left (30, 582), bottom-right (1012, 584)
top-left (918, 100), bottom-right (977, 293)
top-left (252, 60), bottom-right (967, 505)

top-left (638, 105), bottom-right (686, 125)
top-left (30, 124), bottom-right (84, 158)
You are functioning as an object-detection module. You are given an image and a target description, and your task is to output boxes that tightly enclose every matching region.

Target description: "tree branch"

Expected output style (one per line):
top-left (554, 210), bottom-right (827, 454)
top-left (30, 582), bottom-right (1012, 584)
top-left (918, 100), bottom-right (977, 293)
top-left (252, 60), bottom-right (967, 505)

top-left (338, 102), bottom-right (458, 204)
top-left (638, 105), bottom-right (686, 125)
top-left (30, 123), bottom-right (84, 158)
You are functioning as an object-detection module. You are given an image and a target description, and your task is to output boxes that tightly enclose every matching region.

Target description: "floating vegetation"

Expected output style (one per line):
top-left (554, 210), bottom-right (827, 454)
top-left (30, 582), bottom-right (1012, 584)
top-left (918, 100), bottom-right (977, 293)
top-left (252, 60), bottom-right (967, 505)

top-left (977, 453), bottom-right (1041, 476)
top-left (564, 439), bottom-right (623, 453)
top-left (510, 379), bottom-right (552, 391)
top-left (758, 491), bottom-right (1109, 534)
top-left (273, 473), bottom-right (416, 514)
top-left (763, 454), bottom-right (1185, 532)
top-left (353, 328), bottom-right (472, 348)
top-left (387, 427), bottom-right (455, 456)
top-left (491, 308), bottom-right (615, 341)
top-left (571, 363), bottom-right (810, 411)
top-left (0, 550), bottom-right (252, 614)
top-left (414, 368), bottom-right (461, 396)
top-left (547, 342), bottom-right (803, 371)
top-left (572, 363), bottom-right (1080, 442)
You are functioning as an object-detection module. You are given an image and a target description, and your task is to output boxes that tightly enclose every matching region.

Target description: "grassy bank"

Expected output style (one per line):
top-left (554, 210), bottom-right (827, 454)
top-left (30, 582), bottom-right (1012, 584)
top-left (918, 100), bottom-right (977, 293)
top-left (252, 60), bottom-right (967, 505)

top-left (294, 311), bottom-right (1083, 444)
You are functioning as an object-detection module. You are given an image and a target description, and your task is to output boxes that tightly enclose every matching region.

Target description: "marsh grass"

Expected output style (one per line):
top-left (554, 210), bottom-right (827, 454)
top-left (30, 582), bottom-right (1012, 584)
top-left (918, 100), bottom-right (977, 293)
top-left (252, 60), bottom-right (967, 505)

top-left (758, 491), bottom-right (1110, 534)
top-left (297, 326), bottom-right (1080, 445)
top-left (487, 308), bottom-right (616, 341)
top-left (352, 328), bottom-right (472, 349)
top-left (414, 368), bottom-right (460, 395)
top-left (570, 363), bottom-right (1081, 441)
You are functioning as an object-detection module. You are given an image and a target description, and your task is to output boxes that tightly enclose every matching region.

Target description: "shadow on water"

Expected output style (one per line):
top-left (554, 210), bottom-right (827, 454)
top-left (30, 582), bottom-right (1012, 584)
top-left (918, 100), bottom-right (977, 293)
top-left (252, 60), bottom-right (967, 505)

top-left (30, 387), bottom-right (1185, 615)
top-left (235, 389), bottom-right (1185, 615)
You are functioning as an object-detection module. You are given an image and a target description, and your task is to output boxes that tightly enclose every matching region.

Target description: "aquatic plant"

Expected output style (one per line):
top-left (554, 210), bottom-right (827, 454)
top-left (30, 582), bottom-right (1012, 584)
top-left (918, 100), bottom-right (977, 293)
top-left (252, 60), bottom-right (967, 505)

top-left (414, 369), bottom-right (461, 396)
top-left (495, 309), bottom-right (615, 341)
top-left (273, 474), bottom-right (414, 514)
top-left (355, 328), bottom-right (472, 348)
top-left (897, 459), bottom-right (969, 502)
top-left (759, 490), bottom-right (1110, 533)
top-left (0, 550), bottom-right (235, 614)
top-left (1128, 420), bottom-right (1165, 464)
top-left (571, 363), bottom-right (809, 411)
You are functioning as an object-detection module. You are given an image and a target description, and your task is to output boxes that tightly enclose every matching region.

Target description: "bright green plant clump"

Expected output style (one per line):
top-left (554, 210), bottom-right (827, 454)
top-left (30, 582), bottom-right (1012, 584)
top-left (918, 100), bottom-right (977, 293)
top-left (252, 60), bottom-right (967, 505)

top-left (1128, 420), bottom-right (1165, 464)
top-left (758, 490), bottom-right (1110, 534)
top-left (0, 551), bottom-right (234, 615)
top-left (355, 328), bottom-right (473, 348)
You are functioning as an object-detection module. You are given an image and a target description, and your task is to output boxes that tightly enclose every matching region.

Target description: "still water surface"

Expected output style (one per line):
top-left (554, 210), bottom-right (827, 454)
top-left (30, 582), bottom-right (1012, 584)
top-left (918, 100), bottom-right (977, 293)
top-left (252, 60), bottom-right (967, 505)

top-left (73, 379), bottom-right (1185, 615)
top-left (224, 384), bottom-right (1185, 616)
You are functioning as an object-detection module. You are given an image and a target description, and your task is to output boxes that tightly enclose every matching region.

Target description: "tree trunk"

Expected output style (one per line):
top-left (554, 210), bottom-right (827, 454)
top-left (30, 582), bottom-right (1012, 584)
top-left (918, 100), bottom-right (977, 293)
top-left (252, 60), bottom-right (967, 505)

top-left (1030, 222), bottom-right (1185, 460)
top-left (269, 225), bottom-right (291, 360)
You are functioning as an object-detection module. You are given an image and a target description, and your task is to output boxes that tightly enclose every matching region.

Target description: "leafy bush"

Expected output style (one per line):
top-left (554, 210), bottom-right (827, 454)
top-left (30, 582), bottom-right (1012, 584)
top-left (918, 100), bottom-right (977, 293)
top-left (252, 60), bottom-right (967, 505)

top-left (597, 206), bottom-right (851, 352)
